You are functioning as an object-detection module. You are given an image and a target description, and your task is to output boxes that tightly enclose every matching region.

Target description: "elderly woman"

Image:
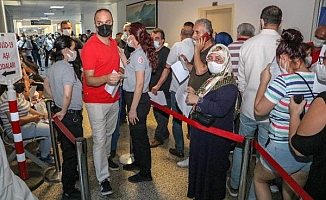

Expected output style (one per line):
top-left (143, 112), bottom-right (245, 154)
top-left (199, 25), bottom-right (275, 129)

top-left (186, 44), bottom-right (239, 200)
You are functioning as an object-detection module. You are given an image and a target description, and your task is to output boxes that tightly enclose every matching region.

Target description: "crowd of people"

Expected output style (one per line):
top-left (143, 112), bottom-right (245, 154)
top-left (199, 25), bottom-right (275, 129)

top-left (2, 4), bottom-right (326, 200)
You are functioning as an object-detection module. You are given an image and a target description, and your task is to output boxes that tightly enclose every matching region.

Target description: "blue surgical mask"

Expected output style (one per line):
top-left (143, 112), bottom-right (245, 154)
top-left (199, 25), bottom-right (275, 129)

top-left (154, 41), bottom-right (160, 49)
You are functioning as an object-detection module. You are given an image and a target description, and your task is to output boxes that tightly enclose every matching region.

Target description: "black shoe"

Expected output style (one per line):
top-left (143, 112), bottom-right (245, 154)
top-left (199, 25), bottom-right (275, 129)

top-left (108, 158), bottom-right (119, 171)
top-left (169, 148), bottom-right (184, 158)
top-left (123, 163), bottom-right (140, 171)
top-left (128, 173), bottom-right (152, 183)
top-left (100, 179), bottom-right (113, 196)
top-left (62, 189), bottom-right (81, 200)
top-left (110, 150), bottom-right (116, 158)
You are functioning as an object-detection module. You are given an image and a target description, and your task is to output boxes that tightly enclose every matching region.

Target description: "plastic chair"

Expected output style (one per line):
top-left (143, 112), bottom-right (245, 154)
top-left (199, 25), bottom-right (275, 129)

top-left (0, 118), bottom-right (49, 169)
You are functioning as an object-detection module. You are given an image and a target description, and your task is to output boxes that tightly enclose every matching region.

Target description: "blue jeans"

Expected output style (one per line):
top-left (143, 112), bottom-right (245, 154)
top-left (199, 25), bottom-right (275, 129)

top-left (111, 87), bottom-right (123, 151)
top-left (170, 91), bottom-right (184, 152)
top-left (230, 113), bottom-right (269, 199)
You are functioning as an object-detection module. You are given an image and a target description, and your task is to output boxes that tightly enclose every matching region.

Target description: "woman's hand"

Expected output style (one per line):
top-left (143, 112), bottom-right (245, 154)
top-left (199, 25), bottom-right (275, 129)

top-left (289, 96), bottom-right (306, 118)
top-left (186, 86), bottom-right (196, 94)
top-left (260, 64), bottom-right (271, 84)
top-left (128, 109), bottom-right (139, 125)
top-left (53, 111), bottom-right (66, 121)
top-left (186, 93), bottom-right (199, 105)
top-left (32, 115), bottom-right (41, 123)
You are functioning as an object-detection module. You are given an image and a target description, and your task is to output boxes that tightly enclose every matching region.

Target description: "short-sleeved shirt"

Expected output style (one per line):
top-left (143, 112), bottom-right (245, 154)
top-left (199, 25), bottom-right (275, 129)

top-left (0, 93), bottom-right (30, 131)
top-left (265, 72), bottom-right (315, 141)
top-left (47, 60), bottom-right (83, 110)
top-left (188, 45), bottom-right (213, 90)
top-left (166, 38), bottom-right (194, 92)
top-left (149, 46), bottom-right (171, 98)
top-left (81, 34), bottom-right (120, 103)
top-left (123, 47), bottom-right (152, 93)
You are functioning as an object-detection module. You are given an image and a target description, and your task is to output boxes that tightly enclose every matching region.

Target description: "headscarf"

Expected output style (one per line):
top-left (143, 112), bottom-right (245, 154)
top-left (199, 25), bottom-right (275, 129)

top-left (197, 44), bottom-right (235, 97)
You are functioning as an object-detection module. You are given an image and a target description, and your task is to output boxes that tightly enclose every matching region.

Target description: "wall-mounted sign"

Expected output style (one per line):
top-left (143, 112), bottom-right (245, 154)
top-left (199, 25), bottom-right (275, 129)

top-left (31, 20), bottom-right (51, 25)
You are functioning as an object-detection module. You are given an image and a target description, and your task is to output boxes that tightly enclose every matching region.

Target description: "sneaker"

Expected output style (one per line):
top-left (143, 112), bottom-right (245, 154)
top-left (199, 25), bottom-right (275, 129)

top-left (177, 157), bottom-right (189, 168)
top-left (108, 158), bottom-right (119, 171)
top-left (169, 148), bottom-right (184, 158)
top-left (226, 177), bottom-right (238, 197)
top-left (40, 154), bottom-right (55, 166)
top-left (128, 173), bottom-right (152, 183)
top-left (100, 179), bottom-right (113, 196)
top-left (62, 189), bottom-right (81, 200)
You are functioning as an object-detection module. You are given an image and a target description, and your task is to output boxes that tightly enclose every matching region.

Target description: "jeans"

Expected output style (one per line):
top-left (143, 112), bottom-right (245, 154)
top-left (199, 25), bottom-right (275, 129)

top-left (170, 91), bottom-right (184, 152)
top-left (31, 50), bottom-right (42, 68)
top-left (230, 113), bottom-right (269, 199)
top-left (152, 97), bottom-right (171, 144)
top-left (124, 92), bottom-right (151, 176)
top-left (111, 87), bottom-right (123, 152)
top-left (55, 112), bottom-right (83, 194)
top-left (20, 122), bottom-right (52, 158)
top-left (86, 101), bottom-right (119, 182)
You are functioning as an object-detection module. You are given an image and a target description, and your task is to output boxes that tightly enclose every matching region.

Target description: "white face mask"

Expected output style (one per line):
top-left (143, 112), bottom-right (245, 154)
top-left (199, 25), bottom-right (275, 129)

top-left (313, 37), bottom-right (325, 48)
top-left (62, 29), bottom-right (72, 36)
top-left (67, 49), bottom-right (77, 62)
top-left (316, 62), bottom-right (326, 82)
top-left (305, 56), bottom-right (312, 67)
top-left (121, 31), bottom-right (128, 41)
top-left (278, 58), bottom-right (289, 74)
top-left (192, 39), bottom-right (197, 46)
top-left (127, 36), bottom-right (134, 48)
top-left (207, 62), bottom-right (224, 74)
top-left (154, 40), bottom-right (160, 49)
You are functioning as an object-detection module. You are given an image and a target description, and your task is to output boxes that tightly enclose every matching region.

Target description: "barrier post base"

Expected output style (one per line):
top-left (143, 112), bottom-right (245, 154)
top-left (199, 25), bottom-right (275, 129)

top-left (44, 167), bottom-right (61, 183)
top-left (23, 171), bottom-right (44, 191)
top-left (119, 153), bottom-right (134, 165)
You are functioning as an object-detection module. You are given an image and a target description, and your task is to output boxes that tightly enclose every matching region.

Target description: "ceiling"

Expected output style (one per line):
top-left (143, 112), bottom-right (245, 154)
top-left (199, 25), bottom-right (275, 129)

top-left (4, 0), bottom-right (123, 23)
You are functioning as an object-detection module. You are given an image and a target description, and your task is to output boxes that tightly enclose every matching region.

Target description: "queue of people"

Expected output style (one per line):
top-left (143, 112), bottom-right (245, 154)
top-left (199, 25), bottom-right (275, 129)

top-left (3, 4), bottom-right (326, 200)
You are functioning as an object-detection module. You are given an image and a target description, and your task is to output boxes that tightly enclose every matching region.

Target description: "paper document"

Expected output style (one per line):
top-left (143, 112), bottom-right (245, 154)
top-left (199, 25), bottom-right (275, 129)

top-left (175, 79), bottom-right (192, 117)
top-left (148, 91), bottom-right (167, 106)
top-left (171, 61), bottom-right (189, 83)
top-left (104, 70), bottom-right (120, 97)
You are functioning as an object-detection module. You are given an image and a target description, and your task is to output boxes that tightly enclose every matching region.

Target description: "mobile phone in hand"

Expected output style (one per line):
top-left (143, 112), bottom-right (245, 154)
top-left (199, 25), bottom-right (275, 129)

top-left (201, 32), bottom-right (211, 42)
top-left (293, 94), bottom-right (305, 119)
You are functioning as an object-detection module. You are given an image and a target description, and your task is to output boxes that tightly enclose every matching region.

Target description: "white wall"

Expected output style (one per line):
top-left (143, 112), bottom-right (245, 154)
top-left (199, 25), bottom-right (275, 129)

top-left (115, 0), bottom-right (316, 46)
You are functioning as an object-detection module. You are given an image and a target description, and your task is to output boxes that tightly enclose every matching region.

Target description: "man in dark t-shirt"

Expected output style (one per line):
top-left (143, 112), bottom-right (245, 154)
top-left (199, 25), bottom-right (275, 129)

top-left (149, 28), bottom-right (171, 147)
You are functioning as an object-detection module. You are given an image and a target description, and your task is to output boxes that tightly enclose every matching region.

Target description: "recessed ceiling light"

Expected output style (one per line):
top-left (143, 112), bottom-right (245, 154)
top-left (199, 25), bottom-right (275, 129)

top-left (40, 17), bottom-right (49, 19)
top-left (44, 13), bottom-right (55, 15)
top-left (50, 6), bottom-right (64, 9)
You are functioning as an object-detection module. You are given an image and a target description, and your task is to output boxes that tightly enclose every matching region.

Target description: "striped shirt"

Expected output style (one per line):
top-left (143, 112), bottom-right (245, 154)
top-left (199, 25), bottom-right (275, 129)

top-left (265, 72), bottom-right (316, 141)
top-left (228, 38), bottom-right (247, 83)
top-left (0, 92), bottom-right (30, 132)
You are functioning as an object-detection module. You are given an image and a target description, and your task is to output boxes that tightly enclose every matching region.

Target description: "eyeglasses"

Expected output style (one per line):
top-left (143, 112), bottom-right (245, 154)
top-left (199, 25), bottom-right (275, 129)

top-left (319, 56), bottom-right (326, 64)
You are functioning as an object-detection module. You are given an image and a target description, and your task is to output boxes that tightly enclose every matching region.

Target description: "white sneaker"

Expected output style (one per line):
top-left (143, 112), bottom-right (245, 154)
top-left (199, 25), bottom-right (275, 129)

top-left (177, 157), bottom-right (189, 168)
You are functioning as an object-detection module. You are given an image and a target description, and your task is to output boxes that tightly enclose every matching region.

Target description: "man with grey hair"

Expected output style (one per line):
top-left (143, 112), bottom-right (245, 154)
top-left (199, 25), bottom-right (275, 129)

top-left (228, 23), bottom-right (255, 83)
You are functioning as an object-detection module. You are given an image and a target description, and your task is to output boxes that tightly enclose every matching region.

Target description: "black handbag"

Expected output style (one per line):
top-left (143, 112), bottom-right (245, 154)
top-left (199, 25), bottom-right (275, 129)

top-left (190, 111), bottom-right (217, 127)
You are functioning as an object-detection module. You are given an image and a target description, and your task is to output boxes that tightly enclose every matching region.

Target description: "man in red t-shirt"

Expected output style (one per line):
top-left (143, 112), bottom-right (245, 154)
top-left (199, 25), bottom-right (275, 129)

top-left (308, 25), bottom-right (326, 70)
top-left (81, 8), bottom-right (122, 196)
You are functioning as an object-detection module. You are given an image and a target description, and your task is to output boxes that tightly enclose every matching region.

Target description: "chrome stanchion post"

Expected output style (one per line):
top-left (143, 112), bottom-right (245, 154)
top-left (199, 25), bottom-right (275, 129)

top-left (238, 136), bottom-right (254, 200)
top-left (44, 99), bottom-right (61, 182)
top-left (76, 137), bottom-right (90, 200)
top-left (119, 137), bottom-right (134, 165)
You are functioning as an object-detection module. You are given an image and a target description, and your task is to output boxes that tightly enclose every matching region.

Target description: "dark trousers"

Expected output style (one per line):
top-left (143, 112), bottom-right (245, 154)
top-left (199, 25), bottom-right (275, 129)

top-left (55, 112), bottom-right (83, 194)
top-left (124, 92), bottom-right (151, 176)
top-left (152, 97), bottom-right (171, 143)
top-left (45, 49), bottom-right (51, 67)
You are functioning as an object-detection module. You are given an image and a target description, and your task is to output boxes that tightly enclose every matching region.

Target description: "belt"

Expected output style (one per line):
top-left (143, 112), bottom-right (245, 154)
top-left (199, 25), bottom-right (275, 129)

top-left (66, 109), bottom-right (82, 115)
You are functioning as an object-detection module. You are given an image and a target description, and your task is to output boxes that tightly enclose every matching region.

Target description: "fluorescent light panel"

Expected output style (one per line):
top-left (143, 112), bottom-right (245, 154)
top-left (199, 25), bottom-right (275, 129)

top-left (50, 6), bottom-right (64, 9)
top-left (44, 13), bottom-right (55, 15)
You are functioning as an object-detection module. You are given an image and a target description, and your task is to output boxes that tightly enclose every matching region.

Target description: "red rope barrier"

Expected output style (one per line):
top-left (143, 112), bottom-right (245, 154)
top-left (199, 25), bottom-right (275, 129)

top-left (150, 101), bottom-right (244, 143)
top-left (52, 117), bottom-right (76, 144)
top-left (150, 100), bottom-right (313, 199)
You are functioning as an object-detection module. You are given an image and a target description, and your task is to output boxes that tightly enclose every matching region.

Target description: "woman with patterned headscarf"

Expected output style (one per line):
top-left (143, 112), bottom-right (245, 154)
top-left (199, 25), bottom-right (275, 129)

top-left (186, 44), bottom-right (240, 200)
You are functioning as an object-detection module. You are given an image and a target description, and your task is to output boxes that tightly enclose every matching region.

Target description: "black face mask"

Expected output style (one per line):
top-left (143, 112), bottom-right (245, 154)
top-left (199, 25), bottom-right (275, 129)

top-left (97, 24), bottom-right (112, 37)
top-left (14, 83), bottom-right (25, 93)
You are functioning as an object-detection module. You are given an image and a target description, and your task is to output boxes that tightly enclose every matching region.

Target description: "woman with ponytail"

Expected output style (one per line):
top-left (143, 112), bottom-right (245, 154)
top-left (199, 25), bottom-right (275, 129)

top-left (254, 29), bottom-right (315, 200)
top-left (120, 22), bottom-right (157, 183)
